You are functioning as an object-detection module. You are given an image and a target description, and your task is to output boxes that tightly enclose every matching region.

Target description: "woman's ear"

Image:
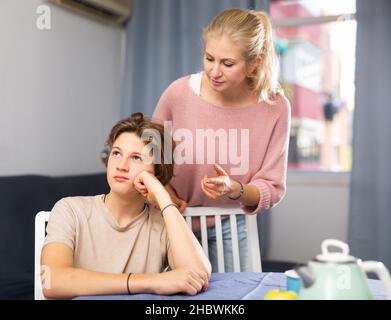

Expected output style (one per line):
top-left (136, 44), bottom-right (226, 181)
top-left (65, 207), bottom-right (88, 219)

top-left (247, 56), bottom-right (261, 77)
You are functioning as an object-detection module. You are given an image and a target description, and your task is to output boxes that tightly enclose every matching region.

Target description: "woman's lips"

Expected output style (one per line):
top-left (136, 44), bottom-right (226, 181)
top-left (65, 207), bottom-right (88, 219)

top-left (211, 78), bottom-right (224, 86)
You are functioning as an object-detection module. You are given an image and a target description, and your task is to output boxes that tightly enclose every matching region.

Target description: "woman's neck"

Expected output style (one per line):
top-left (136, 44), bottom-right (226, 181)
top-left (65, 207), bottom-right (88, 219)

top-left (104, 192), bottom-right (146, 226)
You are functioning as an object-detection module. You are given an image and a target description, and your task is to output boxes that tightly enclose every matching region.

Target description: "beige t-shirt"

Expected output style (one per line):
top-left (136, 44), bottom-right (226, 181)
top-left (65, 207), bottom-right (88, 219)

top-left (43, 195), bottom-right (170, 274)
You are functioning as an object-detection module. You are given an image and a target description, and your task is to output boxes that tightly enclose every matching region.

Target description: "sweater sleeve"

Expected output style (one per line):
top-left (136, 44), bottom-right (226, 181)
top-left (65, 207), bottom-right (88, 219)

top-left (241, 95), bottom-right (291, 214)
top-left (152, 82), bottom-right (176, 124)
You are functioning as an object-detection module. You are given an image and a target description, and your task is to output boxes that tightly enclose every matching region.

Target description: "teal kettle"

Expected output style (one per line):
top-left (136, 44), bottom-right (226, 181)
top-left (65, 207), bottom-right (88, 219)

top-left (296, 239), bottom-right (391, 300)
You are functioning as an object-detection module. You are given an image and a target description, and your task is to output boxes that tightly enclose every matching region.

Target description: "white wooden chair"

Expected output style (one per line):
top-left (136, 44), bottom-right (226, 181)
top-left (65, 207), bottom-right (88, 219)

top-left (34, 207), bottom-right (262, 299)
top-left (34, 211), bottom-right (51, 300)
top-left (183, 207), bottom-right (262, 273)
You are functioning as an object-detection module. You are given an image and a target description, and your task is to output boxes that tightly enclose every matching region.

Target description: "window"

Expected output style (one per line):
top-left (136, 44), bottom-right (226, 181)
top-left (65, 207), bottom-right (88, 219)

top-left (270, 0), bottom-right (356, 171)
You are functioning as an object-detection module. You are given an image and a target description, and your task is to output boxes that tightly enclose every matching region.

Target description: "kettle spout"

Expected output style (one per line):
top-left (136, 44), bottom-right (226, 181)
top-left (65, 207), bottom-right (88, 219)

top-left (295, 266), bottom-right (315, 288)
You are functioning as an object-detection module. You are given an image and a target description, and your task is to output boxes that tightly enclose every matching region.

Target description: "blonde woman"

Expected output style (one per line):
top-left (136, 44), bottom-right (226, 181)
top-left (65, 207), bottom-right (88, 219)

top-left (41, 113), bottom-right (211, 299)
top-left (153, 8), bottom-right (291, 272)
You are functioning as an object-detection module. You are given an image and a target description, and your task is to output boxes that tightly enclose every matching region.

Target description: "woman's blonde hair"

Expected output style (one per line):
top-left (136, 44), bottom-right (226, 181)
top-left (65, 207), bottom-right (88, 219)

top-left (203, 8), bottom-right (281, 104)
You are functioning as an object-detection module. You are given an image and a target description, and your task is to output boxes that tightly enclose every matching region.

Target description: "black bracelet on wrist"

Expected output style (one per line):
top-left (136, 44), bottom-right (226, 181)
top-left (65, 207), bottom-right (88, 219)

top-left (228, 181), bottom-right (244, 200)
top-left (127, 272), bottom-right (132, 295)
top-left (161, 203), bottom-right (179, 216)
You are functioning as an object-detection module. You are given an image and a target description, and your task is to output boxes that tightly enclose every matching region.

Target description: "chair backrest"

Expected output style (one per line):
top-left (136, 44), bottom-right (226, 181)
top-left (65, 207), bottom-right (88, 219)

top-left (34, 211), bottom-right (50, 300)
top-left (183, 207), bottom-right (262, 273)
top-left (34, 207), bottom-right (262, 299)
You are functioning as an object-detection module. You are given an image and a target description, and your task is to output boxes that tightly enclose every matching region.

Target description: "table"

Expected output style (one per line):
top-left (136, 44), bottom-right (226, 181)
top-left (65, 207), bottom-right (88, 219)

top-left (74, 272), bottom-right (388, 300)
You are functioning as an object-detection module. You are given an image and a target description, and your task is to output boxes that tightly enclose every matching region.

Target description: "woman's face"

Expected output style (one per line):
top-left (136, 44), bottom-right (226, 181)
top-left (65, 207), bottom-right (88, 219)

top-left (203, 34), bottom-right (255, 94)
top-left (106, 132), bottom-right (154, 196)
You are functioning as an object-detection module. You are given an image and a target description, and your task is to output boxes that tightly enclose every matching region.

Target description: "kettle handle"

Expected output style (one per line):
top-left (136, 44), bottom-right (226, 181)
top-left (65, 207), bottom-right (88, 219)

top-left (321, 239), bottom-right (349, 255)
top-left (361, 260), bottom-right (391, 300)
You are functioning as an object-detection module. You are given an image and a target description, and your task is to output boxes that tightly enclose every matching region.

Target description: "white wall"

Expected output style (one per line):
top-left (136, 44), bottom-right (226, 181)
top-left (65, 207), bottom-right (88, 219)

top-left (265, 172), bottom-right (350, 263)
top-left (0, 0), bottom-right (124, 176)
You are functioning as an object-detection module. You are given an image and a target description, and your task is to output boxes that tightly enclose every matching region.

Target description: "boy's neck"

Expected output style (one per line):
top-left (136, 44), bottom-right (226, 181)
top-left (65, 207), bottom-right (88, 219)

top-left (104, 192), bottom-right (146, 226)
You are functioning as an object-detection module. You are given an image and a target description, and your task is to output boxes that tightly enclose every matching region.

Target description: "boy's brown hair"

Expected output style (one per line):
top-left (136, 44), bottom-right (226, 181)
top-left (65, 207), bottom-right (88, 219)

top-left (102, 112), bottom-right (174, 185)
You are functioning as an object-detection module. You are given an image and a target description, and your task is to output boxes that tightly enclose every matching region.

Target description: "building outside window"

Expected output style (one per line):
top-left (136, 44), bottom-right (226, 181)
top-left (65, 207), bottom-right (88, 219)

top-left (270, 0), bottom-right (356, 171)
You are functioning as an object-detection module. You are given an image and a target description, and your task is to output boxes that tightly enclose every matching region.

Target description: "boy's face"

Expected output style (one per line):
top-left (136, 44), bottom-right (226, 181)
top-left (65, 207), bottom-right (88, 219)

top-left (106, 132), bottom-right (154, 196)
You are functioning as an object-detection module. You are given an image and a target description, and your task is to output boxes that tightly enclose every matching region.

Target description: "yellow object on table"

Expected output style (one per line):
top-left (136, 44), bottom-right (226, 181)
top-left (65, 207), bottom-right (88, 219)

top-left (264, 290), bottom-right (298, 300)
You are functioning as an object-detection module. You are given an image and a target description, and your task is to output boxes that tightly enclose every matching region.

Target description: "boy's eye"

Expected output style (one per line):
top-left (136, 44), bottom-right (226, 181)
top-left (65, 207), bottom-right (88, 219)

top-left (132, 155), bottom-right (142, 161)
top-left (205, 56), bottom-right (213, 61)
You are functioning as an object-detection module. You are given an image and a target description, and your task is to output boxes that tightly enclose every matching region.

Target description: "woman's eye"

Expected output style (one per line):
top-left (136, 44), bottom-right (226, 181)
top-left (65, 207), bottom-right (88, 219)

top-left (132, 155), bottom-right (142, 162)
top-left (111, 151), bottom-right (120, 157)
top-left (224, 63), bottom-right (234, 67)
top-left (205, 57), bottom-right (213, 62)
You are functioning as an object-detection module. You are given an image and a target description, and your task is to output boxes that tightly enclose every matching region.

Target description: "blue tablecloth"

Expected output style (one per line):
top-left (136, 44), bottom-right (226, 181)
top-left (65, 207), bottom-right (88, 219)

top-left (74, 272), bottom-right (388, 300)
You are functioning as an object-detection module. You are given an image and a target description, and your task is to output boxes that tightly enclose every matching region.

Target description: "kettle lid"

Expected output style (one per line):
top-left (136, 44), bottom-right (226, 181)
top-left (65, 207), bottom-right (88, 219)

top-left (316, 239), bottom-right (356, 263)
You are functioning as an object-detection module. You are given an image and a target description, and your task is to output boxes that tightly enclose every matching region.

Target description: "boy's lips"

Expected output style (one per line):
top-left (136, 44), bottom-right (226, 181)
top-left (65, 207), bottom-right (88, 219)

top-left (114, 176), bottom-right (129, 182)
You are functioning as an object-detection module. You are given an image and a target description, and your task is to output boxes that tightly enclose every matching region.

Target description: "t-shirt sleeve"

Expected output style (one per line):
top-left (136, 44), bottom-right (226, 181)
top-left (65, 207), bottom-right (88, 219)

top-left (43, 198), bottom-right (77, 251)
top-left (241, 95), bottom-right (291, 214)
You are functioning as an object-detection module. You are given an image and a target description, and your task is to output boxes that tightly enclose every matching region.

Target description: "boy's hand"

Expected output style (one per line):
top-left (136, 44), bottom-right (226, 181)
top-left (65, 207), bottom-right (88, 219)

top-left (134, 171), bottom-right (171, 208)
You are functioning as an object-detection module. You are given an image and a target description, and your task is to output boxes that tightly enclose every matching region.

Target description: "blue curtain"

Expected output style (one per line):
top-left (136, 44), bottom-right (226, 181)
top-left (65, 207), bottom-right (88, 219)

top-left (348, 0), bottom-right (391, 269)
top-left (120, 0), bottom-right (266, 117)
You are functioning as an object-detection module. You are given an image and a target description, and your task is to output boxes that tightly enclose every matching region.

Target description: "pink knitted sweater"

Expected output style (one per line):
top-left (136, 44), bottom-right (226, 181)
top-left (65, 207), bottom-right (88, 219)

top-left (153, 75), bottom-right (291, 214)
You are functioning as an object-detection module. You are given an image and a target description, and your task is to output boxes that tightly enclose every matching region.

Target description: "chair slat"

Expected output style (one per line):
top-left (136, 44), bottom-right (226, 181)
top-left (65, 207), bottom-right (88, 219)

top-left (185, 216), bottom-right (192, 229)
top-left (245, 215), bottom-right (262, 272)
top-left (230, 215), bottom-right (240, 272)
top-left (200, 216), bottom-right (209, 259)
top-left (215, 215), bottom-right (225, 272)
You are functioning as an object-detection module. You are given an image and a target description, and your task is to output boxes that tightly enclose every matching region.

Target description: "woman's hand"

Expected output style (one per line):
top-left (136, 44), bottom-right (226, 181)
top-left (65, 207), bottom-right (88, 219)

top-left (133, 171), bottom-right (171, 208)
top-left (150, 268), bottom-right (209, 295)
top-left (165, 184), bottom-right (187, 213)
top-left (200, 164), bottom-right (241, 199)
